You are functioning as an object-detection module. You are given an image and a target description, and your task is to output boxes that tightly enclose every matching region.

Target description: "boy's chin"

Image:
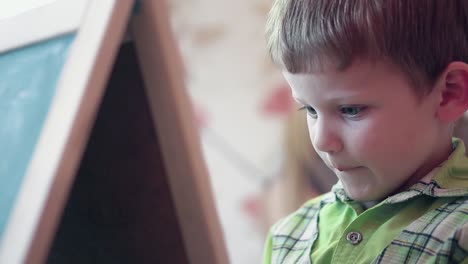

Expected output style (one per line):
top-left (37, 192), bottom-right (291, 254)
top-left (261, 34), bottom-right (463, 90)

top-left (344, 188), bottom-right (386, 205)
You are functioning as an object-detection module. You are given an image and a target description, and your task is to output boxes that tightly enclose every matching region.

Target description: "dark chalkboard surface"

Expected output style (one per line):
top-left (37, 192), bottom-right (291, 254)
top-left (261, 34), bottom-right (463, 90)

top-left (47, 42), bottom-right (191, 264)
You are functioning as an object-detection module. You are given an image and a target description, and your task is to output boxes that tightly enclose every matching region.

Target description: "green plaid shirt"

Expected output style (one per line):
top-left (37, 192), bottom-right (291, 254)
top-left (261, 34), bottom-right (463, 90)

top-left (264, 139), bottom-right (468, 263)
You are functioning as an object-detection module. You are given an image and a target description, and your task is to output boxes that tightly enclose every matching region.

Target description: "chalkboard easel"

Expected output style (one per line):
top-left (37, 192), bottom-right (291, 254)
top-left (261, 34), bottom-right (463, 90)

top-left (0, 1), bottom-right (228, 263)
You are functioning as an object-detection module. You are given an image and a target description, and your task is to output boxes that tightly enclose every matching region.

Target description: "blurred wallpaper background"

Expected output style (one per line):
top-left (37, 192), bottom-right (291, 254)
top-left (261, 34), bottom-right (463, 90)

top-left (168, 0), bottom-right (332, 263)
top-left (168, 0), bottom-right (288, 263)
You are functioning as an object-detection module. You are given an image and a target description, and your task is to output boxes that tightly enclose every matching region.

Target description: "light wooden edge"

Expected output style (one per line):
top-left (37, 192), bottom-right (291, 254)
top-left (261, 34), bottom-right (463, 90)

top-left (0, 1), bottom-right (134, 263)
top-left (130, 1), bottom-right (230, 264)
top-left (0, 0), bottom-right (90, 54)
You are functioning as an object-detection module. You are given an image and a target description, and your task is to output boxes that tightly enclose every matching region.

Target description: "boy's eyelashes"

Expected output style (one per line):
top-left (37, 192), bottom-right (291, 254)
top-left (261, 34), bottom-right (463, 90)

top-left (340, 106), bottom-right (367, 116)
top-left (297, 105), bottom-right (367, 119)
top-left (298, 105), bottom-right (317, 117)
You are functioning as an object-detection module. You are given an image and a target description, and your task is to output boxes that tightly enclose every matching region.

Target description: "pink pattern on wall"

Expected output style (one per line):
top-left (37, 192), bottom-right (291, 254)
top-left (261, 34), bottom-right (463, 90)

top-left (261, 82), bottom-right (293, 117)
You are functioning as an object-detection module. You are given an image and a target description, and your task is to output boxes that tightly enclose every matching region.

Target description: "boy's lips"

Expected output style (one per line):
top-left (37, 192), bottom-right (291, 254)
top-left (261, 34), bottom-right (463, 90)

top-left (335, 166), bottom-right (361, 172)
top-left (329, 162), bottom-right (361, 172)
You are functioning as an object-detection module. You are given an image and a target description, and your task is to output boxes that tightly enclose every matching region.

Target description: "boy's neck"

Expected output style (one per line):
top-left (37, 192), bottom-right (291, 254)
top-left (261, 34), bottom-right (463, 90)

top-left (361, 200), bottom-right (379, 210)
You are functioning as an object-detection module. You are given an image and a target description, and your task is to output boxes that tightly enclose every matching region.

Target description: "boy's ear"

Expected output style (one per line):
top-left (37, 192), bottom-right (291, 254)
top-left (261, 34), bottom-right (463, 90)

top-left (435, 62), bottom-right (468, 122)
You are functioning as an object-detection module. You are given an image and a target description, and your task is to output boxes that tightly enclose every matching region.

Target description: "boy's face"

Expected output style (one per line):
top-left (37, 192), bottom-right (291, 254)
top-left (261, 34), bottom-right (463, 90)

top-left (283, 60), bottom-right (444, 202)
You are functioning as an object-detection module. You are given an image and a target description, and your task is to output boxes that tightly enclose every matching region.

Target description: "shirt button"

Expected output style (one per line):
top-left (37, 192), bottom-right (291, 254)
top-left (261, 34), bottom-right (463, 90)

top-left (346, 231), bottom-right (362, 245)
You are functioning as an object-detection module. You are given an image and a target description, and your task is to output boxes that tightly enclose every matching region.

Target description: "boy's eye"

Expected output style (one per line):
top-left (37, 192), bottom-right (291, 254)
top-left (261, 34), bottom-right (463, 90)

top-left (340, 106), bottom-right (365, 116)
top-left (298, 106), bottom-right (317, 117)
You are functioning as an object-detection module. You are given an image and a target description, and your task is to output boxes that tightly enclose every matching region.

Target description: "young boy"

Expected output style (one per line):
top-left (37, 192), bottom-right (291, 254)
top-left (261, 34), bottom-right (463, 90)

top-left (263, 1), bottom-right (468, 263)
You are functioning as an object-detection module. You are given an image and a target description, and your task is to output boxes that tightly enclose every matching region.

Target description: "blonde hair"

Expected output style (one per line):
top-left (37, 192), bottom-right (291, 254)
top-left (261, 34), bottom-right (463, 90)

top-left (266, 0), bottom-right (468, 93)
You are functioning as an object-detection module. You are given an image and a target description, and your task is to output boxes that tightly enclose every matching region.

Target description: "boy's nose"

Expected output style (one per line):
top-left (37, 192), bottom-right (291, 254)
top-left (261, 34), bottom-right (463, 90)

top-left (310, 119), bottom-right (343, 154)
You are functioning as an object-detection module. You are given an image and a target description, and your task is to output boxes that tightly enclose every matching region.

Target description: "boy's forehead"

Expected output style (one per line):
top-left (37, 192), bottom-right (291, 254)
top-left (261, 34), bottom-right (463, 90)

top-left (282, 66), bottom-right (365, 94)
top-left (284, 60), bottom-right (416, 103)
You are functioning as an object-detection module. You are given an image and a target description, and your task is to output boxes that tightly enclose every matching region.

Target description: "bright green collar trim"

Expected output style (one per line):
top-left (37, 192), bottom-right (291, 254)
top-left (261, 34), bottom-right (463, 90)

top-left (432, 138), bottom-right (468, 189)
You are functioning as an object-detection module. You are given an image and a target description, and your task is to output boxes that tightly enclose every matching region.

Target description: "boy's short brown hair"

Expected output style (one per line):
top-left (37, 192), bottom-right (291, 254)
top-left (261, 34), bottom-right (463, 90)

top-left (266, 0), bottom-right (468, 94)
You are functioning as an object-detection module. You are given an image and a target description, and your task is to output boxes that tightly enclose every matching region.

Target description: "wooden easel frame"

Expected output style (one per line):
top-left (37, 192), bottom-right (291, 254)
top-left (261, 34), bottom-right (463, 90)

top-left (130, 2), bottom-right (229, 263)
